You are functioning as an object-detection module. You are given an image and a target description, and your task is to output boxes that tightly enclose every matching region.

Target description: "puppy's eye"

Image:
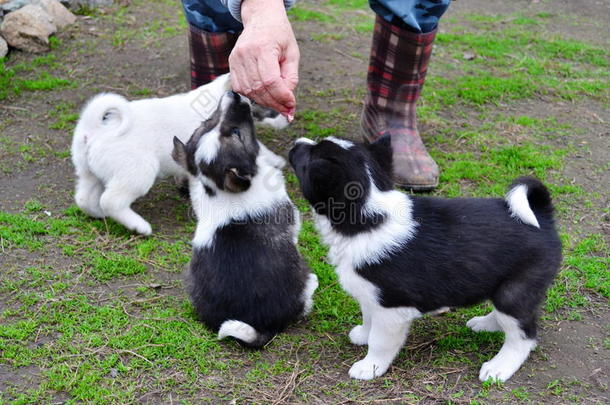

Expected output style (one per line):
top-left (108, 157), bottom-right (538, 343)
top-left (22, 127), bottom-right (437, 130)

top-left (231, 127), bottom-right (241, 138)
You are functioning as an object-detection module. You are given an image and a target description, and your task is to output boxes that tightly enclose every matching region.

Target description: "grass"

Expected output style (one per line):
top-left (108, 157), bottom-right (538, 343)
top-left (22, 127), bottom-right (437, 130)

top-left (48, 102), bottom-right (79, 131)
top-left (0, 57), bottom-right (72, 101)
top-left (0, 1), bottom-right (608, 404)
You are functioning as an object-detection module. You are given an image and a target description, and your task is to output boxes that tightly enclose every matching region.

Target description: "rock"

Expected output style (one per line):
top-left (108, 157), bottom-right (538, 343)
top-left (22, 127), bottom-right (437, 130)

top-left (0, 4), bottom-right (56, 53)
top-left (0, 35), bottom-right (7, 57)
top-left (39, 0), bottom-right (75, 28)
top-left (462, 51), bottom-right (476, 61)
top-left (1, 0), bottom-right (32, 14)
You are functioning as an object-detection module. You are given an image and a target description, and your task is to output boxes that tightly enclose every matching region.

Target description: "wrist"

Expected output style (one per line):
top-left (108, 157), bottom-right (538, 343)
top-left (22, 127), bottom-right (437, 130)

top-left (241, 0), bottom-right (287, 25)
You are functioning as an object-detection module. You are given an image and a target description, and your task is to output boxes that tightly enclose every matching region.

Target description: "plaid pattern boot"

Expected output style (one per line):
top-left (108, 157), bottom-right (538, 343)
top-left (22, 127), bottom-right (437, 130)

top-left (362, 16), bottom-right (439, 191)
top-left (188, 24), bottom-right (240, 89)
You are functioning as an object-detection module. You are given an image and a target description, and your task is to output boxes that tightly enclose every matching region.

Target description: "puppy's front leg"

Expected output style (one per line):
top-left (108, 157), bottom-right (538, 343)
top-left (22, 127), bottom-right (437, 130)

top-left (348, 307), bottom-right (414, 380)
top-left (349, 302), bottom-right (373, 346)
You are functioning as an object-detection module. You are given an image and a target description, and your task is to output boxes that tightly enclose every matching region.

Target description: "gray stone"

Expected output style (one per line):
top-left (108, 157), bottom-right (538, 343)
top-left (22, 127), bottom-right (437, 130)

top-left (39, 0), bottom-right (75, 28)
top-left (0, 35), bottom-right (7, 58)
top-left (0, 4), bottom-right (56, 53)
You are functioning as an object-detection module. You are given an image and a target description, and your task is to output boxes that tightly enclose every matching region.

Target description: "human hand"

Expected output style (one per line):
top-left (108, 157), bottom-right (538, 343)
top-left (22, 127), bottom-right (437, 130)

top-left (229, 0), bottom-right (299, 120)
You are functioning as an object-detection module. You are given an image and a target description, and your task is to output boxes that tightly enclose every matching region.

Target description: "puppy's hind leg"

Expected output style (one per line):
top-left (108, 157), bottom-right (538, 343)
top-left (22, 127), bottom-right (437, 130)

top-left (99, 176), bottom-right (155, 235)
top-left (467, 308), bottom-right (501, 332)
top-left (348, 306), bottom-right (418, 380)
top-left (301, 273), bottom-right (318, 317)
top-left (478, 311), bottom-right (536, 382)
top-left (75, 170), bottom-right (105, 218)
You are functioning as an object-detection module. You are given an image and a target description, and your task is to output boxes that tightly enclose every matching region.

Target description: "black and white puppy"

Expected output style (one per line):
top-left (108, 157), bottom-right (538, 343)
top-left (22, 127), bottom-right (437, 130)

top-left (289, 135), bottom-right (561, 382)
top-left (172, 91), bottom-right (318, 348)
top-left (71, 74), bottom-right (288, 235)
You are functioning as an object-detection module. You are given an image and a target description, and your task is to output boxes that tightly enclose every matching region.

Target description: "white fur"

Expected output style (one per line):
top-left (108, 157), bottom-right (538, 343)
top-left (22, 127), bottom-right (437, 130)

top-left (295, 137), bottom-right (316, 145)
top-left (218, 320), bottom-right (258, 343)
top-left (301, 273), bottom-right (319, 317)
top-left (258, 142), bottom-right (286, 169)
top-left (476, 310), bottom-right (537, 382)
top-left (195, 127), bottom-right (222, 165)
top-left (71, 74), bottom-right (289, 235)
top-left (191, 153), bottom-right (292, 248)
top-left (505, 184), bottom-right (540, 228)
top-left (317, 175), bottom-right (537, 382)
top-left (261, 114), bottom-right (290, 130)
top-left (314, 183), bottom-right (417, 269)
top-left (313, 179), bottom-right (422, 380)
top-left (325, 136), bottom-right (354, 149)
top-left (467, 309), bottom-right (501, 332)
top-left (190, 134), bottom-right (316, 343)
top-left (71, 74), bottom-right (232, 235)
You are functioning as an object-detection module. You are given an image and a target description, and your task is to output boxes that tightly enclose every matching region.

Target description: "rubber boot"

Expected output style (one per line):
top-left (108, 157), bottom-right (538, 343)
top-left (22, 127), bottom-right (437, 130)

top-left (361, 16), bottom-right (439, 191)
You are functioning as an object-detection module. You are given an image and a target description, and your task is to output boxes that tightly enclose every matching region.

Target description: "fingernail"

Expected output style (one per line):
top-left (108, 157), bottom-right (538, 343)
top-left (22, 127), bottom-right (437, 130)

top-left (287, 114), bottom-right (294, 123)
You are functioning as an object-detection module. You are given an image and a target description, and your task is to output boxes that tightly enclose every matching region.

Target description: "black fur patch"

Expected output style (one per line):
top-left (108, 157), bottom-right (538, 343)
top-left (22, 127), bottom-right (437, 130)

top-left (196, 94), bottom-right (260, 193)
top-left (289, 138), bottom-right (391, 235)
top-left (356, 195), bottom-right (561, 338)
top-left (289, 136), bottom-right (562, 340)
top-left (188, 202), bottom-right (310, 347)
top-left (251, 101), bottom-right (281, 121)
top-left (203, 185), bottom-right (216, 197)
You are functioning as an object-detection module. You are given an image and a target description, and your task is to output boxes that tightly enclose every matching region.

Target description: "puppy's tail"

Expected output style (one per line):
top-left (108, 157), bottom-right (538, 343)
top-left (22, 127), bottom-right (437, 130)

top-left (505, 177), bottom-right (554, 229)
top-left (217, 320), bottom-right (274, 349)
top-left (77, 93), bottom-right (132, 138)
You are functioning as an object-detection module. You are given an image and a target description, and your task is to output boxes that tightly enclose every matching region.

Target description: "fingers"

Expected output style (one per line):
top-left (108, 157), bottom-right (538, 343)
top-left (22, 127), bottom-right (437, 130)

top-left (229, 44), bottom-right (299, 115)
top-left (256, 53), bottom-right (295, 113)
top-left (228, 48), bottom-right (251, 100)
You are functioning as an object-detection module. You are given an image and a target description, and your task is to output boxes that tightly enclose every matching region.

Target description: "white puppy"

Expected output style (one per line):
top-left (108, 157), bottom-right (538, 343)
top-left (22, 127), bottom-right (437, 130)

top-left (71, 74), bottom-right (287, 235)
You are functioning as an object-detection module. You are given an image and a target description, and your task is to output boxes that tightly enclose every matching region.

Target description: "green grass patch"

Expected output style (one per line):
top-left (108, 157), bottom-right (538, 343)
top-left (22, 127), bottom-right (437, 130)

top-left (0, 59), bottom-right (72, 100)
top-left (89, 252), bottom-right (147, 281)
top-left (432, 27), bottom-right (609, 107)
top-left (546, 234), bottom-right (610, 312)
top-left (48, 102), bottom-right (79, 131)
top-left (288, 7), bottom-right (334, 23)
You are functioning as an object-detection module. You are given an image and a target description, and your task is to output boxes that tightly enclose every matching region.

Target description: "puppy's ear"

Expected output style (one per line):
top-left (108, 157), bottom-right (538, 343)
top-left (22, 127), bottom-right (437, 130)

top-left (224, 168), bottom-right (252, 193)
top-left (172, 137), bottom-right (188, 170)
top-left (366, 133), bottom-right (392, 177)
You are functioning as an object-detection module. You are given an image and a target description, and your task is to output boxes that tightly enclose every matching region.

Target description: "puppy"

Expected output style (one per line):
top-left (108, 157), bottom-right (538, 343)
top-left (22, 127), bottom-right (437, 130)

top-left (71, 74), bottom-right (288, 235)
top-left (172, 91), bottom-right (318, 348)
top-left (289, 135), bottom-right (561, 382)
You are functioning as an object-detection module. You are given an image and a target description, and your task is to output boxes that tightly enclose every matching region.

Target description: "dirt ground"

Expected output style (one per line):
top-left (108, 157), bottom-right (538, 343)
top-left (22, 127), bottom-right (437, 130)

top-left (0, 0), bottom-right (608, 404)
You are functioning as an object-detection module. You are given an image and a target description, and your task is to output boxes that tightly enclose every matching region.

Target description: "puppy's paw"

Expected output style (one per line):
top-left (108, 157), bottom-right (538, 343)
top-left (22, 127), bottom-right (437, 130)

top-left (467, 315), bottom-right (500, 332)
top-left (348, 325), bottom-right (369, 346)
top-left (478, 359), bottom-right (517, 382)
top-left (348, 358), bottom-right (388, 380)
top-left (132, 221), bottom-right (152, 236)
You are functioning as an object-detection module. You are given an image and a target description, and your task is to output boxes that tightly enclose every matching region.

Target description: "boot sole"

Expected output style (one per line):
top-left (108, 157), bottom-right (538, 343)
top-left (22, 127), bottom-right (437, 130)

top-left (395, 179), bottom-right (439, 192)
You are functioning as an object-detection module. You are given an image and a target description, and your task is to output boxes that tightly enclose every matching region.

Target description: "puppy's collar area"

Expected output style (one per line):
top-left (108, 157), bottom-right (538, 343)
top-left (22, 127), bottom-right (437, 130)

top-left (325, 206), bottom-right (387, 236)
top-left (321, 167), bottom-right (389, 236)
top-left (315, 186), bottom-right (417, 268)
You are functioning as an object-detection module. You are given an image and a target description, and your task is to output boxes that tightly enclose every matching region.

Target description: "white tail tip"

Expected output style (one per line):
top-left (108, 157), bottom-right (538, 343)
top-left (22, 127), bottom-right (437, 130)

top-left (217, 320), bottom-right (258, 344)
top-left (506, 185), bottom-right (540, 228)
